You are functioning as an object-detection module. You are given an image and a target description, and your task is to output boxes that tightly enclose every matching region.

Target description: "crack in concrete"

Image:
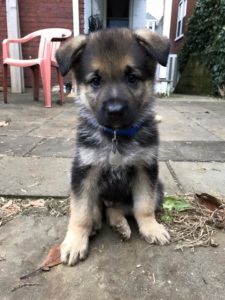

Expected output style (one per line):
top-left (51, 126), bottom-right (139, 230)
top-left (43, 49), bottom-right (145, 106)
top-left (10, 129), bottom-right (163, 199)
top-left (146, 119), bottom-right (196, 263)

top-left (23, 138), bottom-right (46, 157)
top-left (165, 161), bottom-right (185, 193)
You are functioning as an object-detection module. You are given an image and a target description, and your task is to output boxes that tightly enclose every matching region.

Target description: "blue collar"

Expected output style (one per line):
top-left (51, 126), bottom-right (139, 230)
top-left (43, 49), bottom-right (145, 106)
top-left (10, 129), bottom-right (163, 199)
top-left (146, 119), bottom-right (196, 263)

top-left (101, 122), bottom-right (143, 138)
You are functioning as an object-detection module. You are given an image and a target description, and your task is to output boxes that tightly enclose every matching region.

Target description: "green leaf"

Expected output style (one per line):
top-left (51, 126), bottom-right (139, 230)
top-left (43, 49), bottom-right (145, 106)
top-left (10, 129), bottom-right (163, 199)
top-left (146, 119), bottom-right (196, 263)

top-left (160, 214), bottom-right (173, 222)
top-left (163, 196), bottom-right (192, 212)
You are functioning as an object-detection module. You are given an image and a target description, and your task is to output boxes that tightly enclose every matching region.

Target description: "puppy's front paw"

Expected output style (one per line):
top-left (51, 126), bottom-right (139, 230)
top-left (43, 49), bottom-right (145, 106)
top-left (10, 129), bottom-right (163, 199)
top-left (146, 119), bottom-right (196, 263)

top-left (61, 231), bottom-right (89, 266)
top-left (140, 220), bottom-right (170, 245)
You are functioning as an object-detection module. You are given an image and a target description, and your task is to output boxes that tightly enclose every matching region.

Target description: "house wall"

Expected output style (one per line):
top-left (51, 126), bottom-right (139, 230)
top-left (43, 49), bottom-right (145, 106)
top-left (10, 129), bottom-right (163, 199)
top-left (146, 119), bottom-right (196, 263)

top-left (170, 0), bottom-right (196, 54)
top-left (0, 0), bottom-right (84, 88)
top-left (79, 0), bottom-right (85, 34)
top-left (0, 1), bottom-right (8, 87)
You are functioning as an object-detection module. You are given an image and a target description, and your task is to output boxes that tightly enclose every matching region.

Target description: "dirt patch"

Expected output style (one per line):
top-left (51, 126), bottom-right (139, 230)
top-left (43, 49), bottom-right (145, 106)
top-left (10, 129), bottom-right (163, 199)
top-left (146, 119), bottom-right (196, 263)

top-left (159, 194), bottom-right (225, 250)
top-left (0, 196), bottom-right (70, 226)
top-left (1, 194), bottom-right (224, 250)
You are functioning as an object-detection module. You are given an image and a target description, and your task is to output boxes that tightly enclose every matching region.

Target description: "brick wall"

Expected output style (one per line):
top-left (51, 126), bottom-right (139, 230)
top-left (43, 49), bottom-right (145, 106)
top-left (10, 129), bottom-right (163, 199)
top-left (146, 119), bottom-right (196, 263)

top-left (0, 0), bottom-right (7, 87)
top-left (0, 0), bottom-right (84, 88)
top-left (170, 0), bottom-right (196, 54)
top-left (79, 0), bottom-right (84, 34)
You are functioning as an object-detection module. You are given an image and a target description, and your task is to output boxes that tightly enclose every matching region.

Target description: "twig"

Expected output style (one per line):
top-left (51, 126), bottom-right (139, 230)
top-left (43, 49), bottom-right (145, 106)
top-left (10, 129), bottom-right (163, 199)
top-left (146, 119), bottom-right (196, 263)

top-left (20, 267), bottom-right (42, 280)
top-left (152, 272), bottom-right (156, 284)
top-left (0, 256), bottom-right (6, 261)
top-left (11, 282), bottom-right (40, 292)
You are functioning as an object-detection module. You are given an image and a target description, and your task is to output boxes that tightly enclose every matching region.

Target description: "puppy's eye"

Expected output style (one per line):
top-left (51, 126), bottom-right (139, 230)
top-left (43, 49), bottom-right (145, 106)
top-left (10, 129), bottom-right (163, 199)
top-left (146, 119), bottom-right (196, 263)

top-left (90, 76), bottom-right (101, 88)
top-left (127, 74), bottom-right (138, 85)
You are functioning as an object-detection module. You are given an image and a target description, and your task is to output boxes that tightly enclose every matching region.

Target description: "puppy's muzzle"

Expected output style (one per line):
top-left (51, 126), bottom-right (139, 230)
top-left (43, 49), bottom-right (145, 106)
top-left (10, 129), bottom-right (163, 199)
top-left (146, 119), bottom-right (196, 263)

top-left (97, 99), bottom-right (135, 129)
top-left (106, 100), bottom-right (127, 118)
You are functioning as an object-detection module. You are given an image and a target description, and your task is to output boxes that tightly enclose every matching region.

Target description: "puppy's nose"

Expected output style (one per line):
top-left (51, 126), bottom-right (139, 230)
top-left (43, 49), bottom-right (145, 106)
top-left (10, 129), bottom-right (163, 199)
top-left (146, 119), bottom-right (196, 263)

top-left (106, 102), bottom-right (127, 116)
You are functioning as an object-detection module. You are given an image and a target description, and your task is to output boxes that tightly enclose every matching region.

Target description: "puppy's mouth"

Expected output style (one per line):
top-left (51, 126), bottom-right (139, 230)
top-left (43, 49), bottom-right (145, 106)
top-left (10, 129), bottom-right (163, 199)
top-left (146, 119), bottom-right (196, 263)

top-left (97, 116), bottom-right (136, 130)
top-left (103, 118), bottom-right (134, 129)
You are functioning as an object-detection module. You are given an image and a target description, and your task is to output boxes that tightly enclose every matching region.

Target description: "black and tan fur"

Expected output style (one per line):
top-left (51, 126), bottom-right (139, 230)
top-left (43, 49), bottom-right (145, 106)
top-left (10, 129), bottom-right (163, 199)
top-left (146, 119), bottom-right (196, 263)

top-left (56, 28), bottom-right (170, 266)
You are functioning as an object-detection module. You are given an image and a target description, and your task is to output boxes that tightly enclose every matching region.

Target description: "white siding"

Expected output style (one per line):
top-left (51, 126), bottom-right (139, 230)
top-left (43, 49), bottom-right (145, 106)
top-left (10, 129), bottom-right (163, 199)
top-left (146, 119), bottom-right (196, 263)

top-left (158, 0), bottom-right (172, 80)
top-left (84, 0), bottom-right (105, 33)
top-left (72, 0), bottom-right (80, 36)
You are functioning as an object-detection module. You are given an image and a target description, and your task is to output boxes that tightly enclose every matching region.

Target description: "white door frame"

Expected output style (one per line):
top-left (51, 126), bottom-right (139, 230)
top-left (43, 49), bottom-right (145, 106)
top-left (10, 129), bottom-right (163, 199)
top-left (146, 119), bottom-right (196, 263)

top-left (129, 0), bottom-right (134, 28)
top-left (72, 0), bottom-right (80, 36)
top-left (6, 0), bottom-right (24, 93)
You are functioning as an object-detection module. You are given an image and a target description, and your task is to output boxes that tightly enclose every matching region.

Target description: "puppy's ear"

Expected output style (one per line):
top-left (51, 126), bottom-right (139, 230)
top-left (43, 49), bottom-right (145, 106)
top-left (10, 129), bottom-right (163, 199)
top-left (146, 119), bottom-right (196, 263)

top-left (55, 35), bottom-right (87, 76)
top-left (134, 29), bottom-right (170, 66)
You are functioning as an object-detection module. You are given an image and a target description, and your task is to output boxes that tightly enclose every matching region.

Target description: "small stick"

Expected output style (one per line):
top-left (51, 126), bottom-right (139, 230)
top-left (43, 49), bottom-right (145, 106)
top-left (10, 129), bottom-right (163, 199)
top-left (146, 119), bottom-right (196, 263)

top-left (152, 272), bottom-right (156, 284)
top-left (20, 267), bottom-right (42, 280)
top-left (0, 256), bottom-right (6, 261)
top-left (11, 282), bottom-right (40, 292)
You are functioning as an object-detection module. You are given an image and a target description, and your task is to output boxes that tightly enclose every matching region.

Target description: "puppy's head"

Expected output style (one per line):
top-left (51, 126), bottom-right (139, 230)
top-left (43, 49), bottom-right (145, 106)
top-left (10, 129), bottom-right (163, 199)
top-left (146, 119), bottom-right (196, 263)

top-left (56, 28), bottom-right (170, 129)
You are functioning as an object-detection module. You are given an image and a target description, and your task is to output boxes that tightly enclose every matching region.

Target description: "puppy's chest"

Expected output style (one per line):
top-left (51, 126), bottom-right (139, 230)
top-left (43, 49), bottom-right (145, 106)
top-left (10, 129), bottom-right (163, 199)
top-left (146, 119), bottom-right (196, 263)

top-left (77, 122), bottom-right (158, 167)
top-left (79, 141), bottom-right (156, 168)
top-left (98, 165), bottom-right (136, 205)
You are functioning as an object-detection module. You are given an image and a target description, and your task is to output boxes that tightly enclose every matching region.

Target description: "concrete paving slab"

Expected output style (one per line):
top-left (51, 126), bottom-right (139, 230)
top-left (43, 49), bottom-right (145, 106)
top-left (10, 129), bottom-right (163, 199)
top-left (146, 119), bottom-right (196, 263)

top-left (30, 138), bottom-right (75, 158)
top-left (159, 162), bottom-right (180, 195)
top-left (165, 101), bottom-right (214, 113)
top-left (0, 121), bottom-right (43, 136)
top-left (29, 123), bottom-right (76, 138)
top-left (195, 101), bottom-right (225, 114)
top-left (50, 109), bottom-right (77, 124)
top-left (159, 120), bottom-right (220, 141)
top-left (161, 94), bottom-right (218, 102)
top-left (160, 141), bottom-right (225, 162)
top-left (0, 215), bottom-right (225, 300)
top-left (0, 105), bottom-right (62, 122)
top-left (169, 161), bottom-right (225, 196)
top-left (196, 118), bottom-right (225, 140)
top-left (0, 90), bottom-right (74, 108)
top-left (0, 136), bottom-right (42, 156)
top-left (0, 157), bottom-right (72, 197)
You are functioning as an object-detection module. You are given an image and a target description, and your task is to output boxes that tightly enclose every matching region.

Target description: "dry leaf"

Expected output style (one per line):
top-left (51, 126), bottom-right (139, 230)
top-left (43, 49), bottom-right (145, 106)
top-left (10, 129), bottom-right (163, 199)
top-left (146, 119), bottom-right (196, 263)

top-left (2, 200), bottom-right (13, 210)
top-left (20, 244), bottom-right (61, 280)
top-left (195, 193), bottom-right (222, 211)
top-left (1, 200), bottom-right (21, 217)
top-left (0, 120), bottom-right (9, 127)
top-left (40, 244), bottom-right (61, 271)
top-left (22, 199), bottom-right (45, 208)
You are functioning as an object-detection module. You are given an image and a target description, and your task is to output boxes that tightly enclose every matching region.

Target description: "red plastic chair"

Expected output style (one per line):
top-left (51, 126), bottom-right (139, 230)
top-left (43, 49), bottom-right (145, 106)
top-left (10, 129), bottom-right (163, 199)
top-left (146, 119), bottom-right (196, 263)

top-left (2, 28), bottom-right (72, 107)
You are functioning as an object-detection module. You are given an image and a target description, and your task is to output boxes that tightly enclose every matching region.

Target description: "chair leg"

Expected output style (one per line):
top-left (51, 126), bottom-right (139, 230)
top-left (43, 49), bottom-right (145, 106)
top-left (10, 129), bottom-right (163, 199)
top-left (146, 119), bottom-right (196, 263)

top-left (57, 68), bottom-right (65, 104)
top-left (40, 62), bottom-right (51, 108)
top-left (3, 64), bottom-right (8, 104)
top-left (31, 66), bottom-right (39, 101)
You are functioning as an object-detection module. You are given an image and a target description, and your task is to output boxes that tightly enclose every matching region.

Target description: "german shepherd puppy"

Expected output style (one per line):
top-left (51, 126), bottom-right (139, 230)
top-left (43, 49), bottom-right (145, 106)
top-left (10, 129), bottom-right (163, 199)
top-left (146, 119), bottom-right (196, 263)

top-left (56, 28), bottom-right (170, 266)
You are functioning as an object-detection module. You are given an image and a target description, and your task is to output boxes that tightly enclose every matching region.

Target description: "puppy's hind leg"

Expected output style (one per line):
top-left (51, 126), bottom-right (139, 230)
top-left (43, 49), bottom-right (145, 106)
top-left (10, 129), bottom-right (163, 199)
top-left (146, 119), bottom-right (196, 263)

top-left (106, 207), bottom-right (131, 240)
top-left (90, 202), bottom-right (102, 237)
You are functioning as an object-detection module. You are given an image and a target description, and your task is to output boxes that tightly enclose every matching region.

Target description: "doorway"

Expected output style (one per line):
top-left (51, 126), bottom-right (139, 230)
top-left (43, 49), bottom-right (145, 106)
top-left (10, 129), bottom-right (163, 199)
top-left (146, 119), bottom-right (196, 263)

top-left (106, 0), bottom-right (131, 28)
